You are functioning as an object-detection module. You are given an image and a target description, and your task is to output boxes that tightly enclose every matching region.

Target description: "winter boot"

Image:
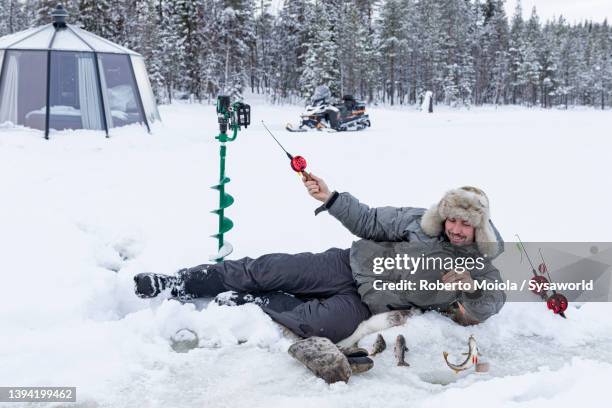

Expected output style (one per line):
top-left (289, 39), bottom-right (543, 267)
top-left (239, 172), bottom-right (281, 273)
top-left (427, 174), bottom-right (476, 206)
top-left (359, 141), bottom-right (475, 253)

top-left (134, 264), bottom-right (226, 300)
top-left (133, 273), bottom-right (180, 299)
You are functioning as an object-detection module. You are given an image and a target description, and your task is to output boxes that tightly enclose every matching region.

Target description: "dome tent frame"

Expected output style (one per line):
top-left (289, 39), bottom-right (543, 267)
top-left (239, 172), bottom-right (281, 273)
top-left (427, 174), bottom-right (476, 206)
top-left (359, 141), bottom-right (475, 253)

top-left (0, 4), bottom-right (160, 139)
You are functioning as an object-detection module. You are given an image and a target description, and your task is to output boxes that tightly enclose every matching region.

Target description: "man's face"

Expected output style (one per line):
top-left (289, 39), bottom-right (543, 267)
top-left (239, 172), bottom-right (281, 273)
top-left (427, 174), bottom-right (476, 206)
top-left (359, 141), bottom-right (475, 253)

top-left (445, 218), bottom-right (475, 246)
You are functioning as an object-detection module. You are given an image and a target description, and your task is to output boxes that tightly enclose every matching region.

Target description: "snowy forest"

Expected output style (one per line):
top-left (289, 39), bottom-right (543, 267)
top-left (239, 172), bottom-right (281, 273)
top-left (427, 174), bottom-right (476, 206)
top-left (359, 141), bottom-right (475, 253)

top-left (1, 0), bottom-right (611, 109)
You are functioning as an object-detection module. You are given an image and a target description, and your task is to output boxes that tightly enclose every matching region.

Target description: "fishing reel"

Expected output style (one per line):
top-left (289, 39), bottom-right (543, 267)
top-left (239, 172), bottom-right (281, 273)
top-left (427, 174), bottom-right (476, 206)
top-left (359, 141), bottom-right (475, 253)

top-left (517, 237), bottom-right (569, 318)
top-left (547, 293), bottom-right (568, 315)
top-left (290, 155), bottom-right (308, 173)
top-left (530, 275), bottom-right (569, 315)
top-left (216, 95), bottom-right (251, 142)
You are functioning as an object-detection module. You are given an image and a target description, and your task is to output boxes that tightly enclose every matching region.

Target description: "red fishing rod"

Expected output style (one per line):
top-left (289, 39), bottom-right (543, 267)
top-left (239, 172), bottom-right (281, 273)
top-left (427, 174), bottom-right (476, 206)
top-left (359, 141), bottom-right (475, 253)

top-left (261, 121), bottom-right (311, 179)
top-left (538, 248), bottom-right (568, 318)
top-left (516, 235), bottom-right (567, 318)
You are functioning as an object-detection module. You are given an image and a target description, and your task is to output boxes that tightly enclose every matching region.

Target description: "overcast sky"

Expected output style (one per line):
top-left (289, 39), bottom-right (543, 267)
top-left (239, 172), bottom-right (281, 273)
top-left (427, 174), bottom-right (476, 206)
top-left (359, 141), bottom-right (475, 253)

top-left (504, 0), bottom-right (611, 24)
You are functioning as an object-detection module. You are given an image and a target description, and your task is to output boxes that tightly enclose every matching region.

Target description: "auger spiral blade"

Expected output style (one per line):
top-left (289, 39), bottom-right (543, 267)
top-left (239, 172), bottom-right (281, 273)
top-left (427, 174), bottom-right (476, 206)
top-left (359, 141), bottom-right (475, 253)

top-left (210, 242), bottom-right (234, 262)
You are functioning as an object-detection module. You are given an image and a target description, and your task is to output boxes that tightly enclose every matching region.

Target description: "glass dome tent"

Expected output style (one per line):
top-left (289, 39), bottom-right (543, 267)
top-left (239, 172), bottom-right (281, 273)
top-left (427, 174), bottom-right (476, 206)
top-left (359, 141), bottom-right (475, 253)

top-left (0, 4), bottom-right (160, 138)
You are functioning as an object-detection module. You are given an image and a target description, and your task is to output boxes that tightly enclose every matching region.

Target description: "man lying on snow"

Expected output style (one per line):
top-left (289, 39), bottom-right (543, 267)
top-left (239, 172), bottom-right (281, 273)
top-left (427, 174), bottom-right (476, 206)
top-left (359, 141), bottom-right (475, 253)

top-left (134, 175), bottom-right (506, 344)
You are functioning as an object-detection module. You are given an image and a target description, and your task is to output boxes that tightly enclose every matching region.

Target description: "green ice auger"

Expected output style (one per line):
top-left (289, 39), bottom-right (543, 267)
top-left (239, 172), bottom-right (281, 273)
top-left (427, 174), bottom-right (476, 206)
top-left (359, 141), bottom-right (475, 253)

top-left (210, 96), bottom-right (251, 262)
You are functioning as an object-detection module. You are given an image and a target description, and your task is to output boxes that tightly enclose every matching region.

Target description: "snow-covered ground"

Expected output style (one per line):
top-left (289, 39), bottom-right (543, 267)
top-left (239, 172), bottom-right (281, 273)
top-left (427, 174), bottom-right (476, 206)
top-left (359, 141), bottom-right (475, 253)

top-left (1, 99), bottom-right (611, 407)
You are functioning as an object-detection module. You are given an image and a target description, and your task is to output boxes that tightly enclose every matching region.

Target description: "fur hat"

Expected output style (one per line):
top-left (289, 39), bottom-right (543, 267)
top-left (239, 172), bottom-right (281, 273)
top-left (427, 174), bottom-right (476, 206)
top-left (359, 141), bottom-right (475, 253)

top-left (420, 186), bottom-right (498, 257)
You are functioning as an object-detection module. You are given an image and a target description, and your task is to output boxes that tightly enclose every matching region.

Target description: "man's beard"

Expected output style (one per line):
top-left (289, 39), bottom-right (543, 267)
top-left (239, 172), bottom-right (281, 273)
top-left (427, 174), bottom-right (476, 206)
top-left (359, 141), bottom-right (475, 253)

top-left (447, 231), bottom-right (471, 246)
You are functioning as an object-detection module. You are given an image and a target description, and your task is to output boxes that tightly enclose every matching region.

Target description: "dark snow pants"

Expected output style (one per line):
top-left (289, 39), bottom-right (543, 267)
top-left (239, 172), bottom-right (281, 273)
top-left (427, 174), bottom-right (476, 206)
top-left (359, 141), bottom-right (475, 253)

top-left (178, 248), bottom-right (371, 343)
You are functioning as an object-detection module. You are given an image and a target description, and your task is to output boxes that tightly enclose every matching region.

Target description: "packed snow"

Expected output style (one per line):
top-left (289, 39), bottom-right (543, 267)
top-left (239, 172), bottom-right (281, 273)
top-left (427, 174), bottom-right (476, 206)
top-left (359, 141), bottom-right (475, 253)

top-left (1, 97), bottom-right (611, 407)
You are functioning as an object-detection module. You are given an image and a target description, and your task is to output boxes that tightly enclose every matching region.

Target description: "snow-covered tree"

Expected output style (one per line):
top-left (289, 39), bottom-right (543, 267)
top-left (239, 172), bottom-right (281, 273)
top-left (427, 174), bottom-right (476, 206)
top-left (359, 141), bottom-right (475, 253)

top-left (299, 0), bottom-right (340, 98)
top-left (171, 0), bottom-right (206, 100)
top-left (7, 0), bottom-right (607, 109)
top-left (437, 0), bottom-right (474, 106)
top-left (0, 0), bottom-right (64, 32)
top-left (77, 0), bottom-right (111, 37)
top-left (377, 0), bottom-right (409, 104)
top-left (521, 7), bottom-right (542, 105)
top-left (592, 20), bottom-right (612, 109)
top-left (269, 0), bottom-right (310, 100)
top-left (147, 0), bottom-right (180, 102)
top-left (253, 0), bottom-right (274, 93)
top-left (508, 0), bottom-right (525, 104)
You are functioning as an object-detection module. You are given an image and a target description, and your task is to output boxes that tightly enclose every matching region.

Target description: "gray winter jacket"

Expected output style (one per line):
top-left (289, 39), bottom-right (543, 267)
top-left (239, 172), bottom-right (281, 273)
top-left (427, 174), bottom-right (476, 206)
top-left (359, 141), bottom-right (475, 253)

top-left (320, 191), bottom-right (506, 322)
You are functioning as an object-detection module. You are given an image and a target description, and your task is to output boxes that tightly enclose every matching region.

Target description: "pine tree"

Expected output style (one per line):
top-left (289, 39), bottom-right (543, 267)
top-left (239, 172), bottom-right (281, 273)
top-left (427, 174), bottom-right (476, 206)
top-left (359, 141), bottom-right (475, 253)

top-left (414, 0), bottom-right (445, 103)
top-left (485, 0), bottom-right (510, 105)
top-left (437, 0), bottom-right (474, 106)
top-left (124, 0), bottom-right (157, 58)
top-left (556, 18), bottom-right (577, 108)
top-left (538, 21), bottom-right (559, 107)
top-left (299, 0), bottom-right (340, 98)
top-left (508, 0), bottom-right (525, 104)
top-left (357, 0), bottom-right (379, 102)
top-left (0, 0), bottom-right (7, 36)
top-left (214, 0), bottom-right (257, 99)
top-left (521, 7), bottom-right (542, 106)
top-left (377, 0), bottom-right (407, 105)
top-left (172, 0), bottom-right (206, 100)
top-left (270, 0), bottom-right (310, 100)
top-left (592, 20), bottom-right (611, 109)
top-left (77, 0), bottom-right (111, 37)
top-left (148, 0), bottom-right (181, 102)
top-left (254, 0), bottom-right (274, 93)
top-left (18, 0), bottom-right (37, 29)
top-left (337, 2), bottom-right (357, 96)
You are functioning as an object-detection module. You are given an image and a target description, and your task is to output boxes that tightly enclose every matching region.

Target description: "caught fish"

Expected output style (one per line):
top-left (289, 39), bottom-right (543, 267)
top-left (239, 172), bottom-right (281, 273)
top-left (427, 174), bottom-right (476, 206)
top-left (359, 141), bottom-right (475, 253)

top-left (370, 334), bottom-right (386, 356)
top-left (443, 335), bottom-right (479, 373)
top-left (336, 309), bottom-right (417, 349)
top-left (394, 334), bottom-right (409, 366)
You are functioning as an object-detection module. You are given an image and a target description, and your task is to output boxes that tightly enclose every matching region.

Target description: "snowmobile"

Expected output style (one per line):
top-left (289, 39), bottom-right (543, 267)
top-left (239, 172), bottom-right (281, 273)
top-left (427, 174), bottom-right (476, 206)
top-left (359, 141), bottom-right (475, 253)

top-left (286, 85), bottom-right (371, 132)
